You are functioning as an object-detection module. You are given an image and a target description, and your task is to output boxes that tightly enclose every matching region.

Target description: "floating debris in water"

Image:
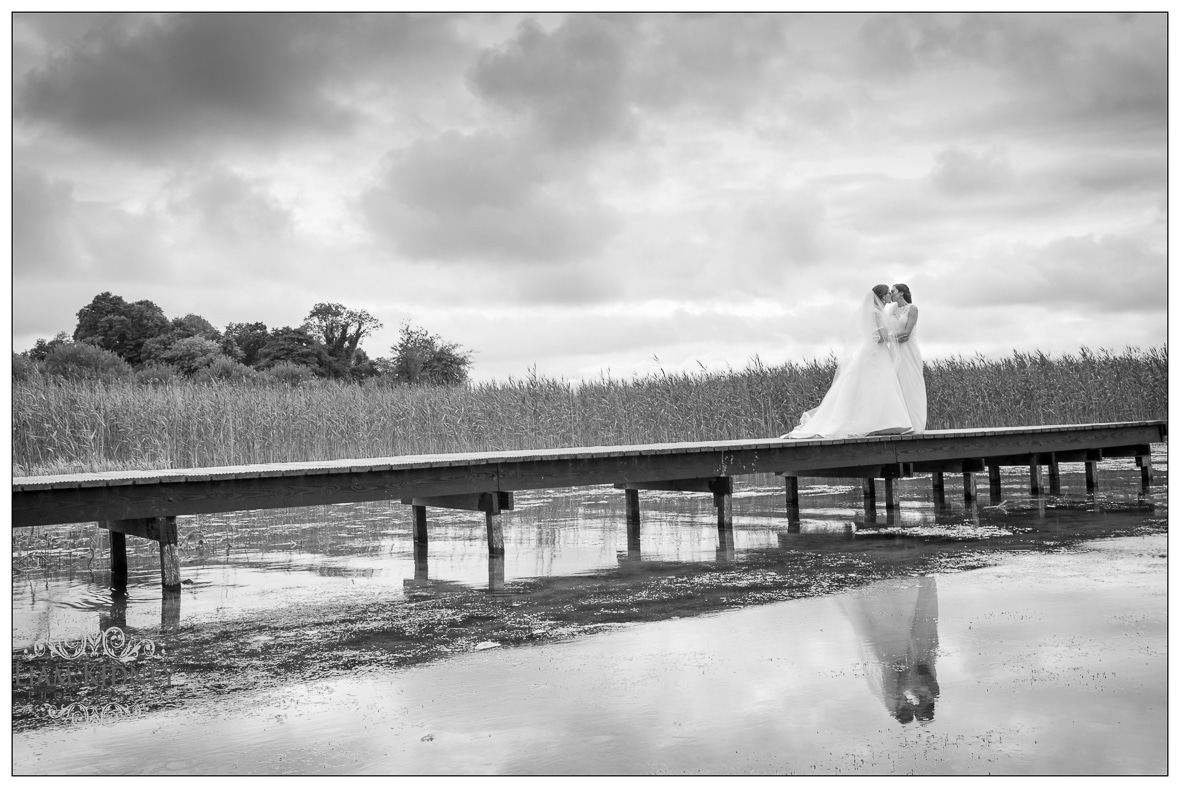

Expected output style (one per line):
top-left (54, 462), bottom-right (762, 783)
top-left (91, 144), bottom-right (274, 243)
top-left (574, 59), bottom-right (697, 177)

top-left (474, 641), bottom-right (500, 651)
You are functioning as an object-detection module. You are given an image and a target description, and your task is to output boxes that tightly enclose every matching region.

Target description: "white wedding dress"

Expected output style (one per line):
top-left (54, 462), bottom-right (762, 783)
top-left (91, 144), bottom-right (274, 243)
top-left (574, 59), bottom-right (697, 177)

top-left (786, 292), bottom-right (913, 439)
top-left (887, 302), bottom-right (927, 434)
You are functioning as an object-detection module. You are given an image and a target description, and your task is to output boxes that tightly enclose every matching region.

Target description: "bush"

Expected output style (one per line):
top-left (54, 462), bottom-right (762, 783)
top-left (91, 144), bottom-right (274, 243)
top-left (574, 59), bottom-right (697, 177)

top-left (158, 336), bottom-right (224, 375)
top-left (12, 353), bottom-right (41, 383)
top-left (136, 363), bottom-right (182, 386)
top-left (41, 342), bottom-right (133, 382)
top-left (194, 356), bottom-right (261, 384)
top-left (265, 362), bottom-right (316, 386)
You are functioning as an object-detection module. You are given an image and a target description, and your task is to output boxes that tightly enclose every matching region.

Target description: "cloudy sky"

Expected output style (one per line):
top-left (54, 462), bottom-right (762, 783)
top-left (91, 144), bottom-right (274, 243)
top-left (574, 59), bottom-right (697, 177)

top-left (10, 11), bottom-right (1168, 382)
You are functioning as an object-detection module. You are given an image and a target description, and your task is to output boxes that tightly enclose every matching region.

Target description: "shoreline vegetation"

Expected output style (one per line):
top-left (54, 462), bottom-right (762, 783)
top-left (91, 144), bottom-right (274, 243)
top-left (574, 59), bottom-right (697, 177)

top-left (12, 346), bottom-right (1166, 477)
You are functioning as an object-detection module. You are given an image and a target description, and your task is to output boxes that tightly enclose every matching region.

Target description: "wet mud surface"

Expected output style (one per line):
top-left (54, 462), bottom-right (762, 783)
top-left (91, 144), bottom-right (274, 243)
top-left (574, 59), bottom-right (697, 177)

top-left (13, 493), bottom-right (1164, 735)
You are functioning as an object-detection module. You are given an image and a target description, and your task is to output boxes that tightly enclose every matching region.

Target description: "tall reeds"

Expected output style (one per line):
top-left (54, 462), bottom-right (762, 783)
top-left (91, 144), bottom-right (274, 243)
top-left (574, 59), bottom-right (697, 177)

top-left (11, 346), bottom-right (1166, 476)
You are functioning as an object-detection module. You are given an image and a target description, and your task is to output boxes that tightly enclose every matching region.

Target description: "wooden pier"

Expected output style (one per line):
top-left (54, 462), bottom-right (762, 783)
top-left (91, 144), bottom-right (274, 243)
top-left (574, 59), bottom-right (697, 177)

top-left (11, 421), bottom-right (1166, 591)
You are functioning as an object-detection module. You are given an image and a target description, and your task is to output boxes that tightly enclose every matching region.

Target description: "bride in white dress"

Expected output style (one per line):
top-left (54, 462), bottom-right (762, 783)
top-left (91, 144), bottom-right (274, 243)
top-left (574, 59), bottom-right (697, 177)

top-left (885, 283), bottom-right (926, 434)
top-left (784, 285), bottom-right (913, 439)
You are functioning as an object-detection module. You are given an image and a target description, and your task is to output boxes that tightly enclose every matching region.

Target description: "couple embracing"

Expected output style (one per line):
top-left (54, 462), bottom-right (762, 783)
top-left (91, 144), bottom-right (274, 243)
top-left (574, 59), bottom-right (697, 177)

top-left (784, 283), bottom-right (926, 439)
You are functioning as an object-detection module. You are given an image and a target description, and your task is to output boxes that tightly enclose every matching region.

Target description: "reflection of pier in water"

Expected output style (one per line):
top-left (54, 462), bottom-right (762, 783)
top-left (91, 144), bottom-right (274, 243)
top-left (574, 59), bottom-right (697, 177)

top-left (13, 422), bottom-right (1166, 605)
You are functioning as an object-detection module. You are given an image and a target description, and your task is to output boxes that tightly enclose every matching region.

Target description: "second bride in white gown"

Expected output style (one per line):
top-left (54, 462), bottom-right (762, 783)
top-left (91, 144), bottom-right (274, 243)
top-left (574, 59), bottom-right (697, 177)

top-left (784, 285), bottom-right (913, 439)
top-left (886, 283), bottom-right (927, 434)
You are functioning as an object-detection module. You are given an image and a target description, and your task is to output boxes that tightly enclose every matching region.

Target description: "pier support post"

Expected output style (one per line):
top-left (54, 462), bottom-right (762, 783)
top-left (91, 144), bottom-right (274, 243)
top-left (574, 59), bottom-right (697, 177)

top-left (1085, 461), bottom-right (1099, 492)
top-left (1047, 454), bottom-right (1061, 495)
top-left (1029, 456), bottom-right (1042, 496)
top-left (962, 472), bottom-right (977, 502)
top-left (100, 517), bottom-right (180, 591)
top-left (625, 488), bottom-right (642, 552)
top-left (1137, 452), bottom-right (1153, 487)
top-left (863, 478), bottom-right (876, 499)
top-left (157, 517), bottom-right (181, 591)
top-left (486, 512), bottom-right (505, 557)
top-left (412, 504), bottom-right (429, 576)
top-left (883, 477), bottom-right (898, 510)
top-left (931, 472), bottom-right (944, 493)
top-left (412, 505), bottom-right (428, 549)
top-left (784, 476), bottom-right (799, 507)
top-left (107, 527), bottom-right (128, 588)
top-left (402, 492), bottom-right (513, 560)
top-left (714, 490), bottom-right (733, 532)
top-left (988, 464), bottom-right (1002, 502)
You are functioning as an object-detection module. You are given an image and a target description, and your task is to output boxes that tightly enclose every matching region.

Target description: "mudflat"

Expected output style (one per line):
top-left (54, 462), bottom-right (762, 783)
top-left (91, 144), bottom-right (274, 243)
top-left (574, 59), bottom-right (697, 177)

top-left (13, 532), bottom-right (1166, 775)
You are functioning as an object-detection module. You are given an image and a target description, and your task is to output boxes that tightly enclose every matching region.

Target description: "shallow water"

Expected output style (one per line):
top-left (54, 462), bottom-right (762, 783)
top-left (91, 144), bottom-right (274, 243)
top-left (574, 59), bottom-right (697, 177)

top-left (11, 446), bottom-right (1168, 775)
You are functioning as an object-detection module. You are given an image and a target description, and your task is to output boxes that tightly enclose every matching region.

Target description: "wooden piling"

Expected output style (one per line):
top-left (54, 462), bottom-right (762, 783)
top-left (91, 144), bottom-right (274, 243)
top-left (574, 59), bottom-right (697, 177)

top-left (883, 477), bottom-right (898, 509)
top-left (412, 505), bottom-right (428, 549)
top-left (625, 488), bottom-right (641, 551)
top-left (100, 517), bottom-right (180, 590)
top-left (157, 517), bottom-right (181, 591)
top-left (784, 476), bottom-right (800, 506)
top-left (863, 478), bottom-right (876, 499)
top-left (931, 472), bottom-right (944, 493)
top-left (988, 464), bottom-right (1002, 497)
top-left (1047, 454), bottom-right (1061, 495)
top-left (714, 491), bottom-right (733, 531)
top-left (1137, 453), bottom-right (1153, 486)
top-left (1029, 456), bottom-right (1042, 496)
top-left (485, 512), bottom-right (505, 557)
top-left (108, 527), bottom-right (128, 587)
top-left (962, 472), bottom-right (977, 501)
top-left (1085, 460), bottom-right (1098, 491)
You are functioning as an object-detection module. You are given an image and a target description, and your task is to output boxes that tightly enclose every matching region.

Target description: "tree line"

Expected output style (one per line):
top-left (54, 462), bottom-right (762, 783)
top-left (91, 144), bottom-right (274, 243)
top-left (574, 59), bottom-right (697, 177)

top-left (15, 291), bottom-right (474, 386)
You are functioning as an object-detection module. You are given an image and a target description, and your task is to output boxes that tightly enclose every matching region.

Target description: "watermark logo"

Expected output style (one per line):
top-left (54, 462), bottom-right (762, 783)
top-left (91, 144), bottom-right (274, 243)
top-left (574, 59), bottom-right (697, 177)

top-left (13, 627), bottom-right (171, 723)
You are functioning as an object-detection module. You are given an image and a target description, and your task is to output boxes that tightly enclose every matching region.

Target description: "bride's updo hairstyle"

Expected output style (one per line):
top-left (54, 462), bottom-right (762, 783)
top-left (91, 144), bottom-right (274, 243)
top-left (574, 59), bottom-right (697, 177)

top-left (893, 283), bottom-right (913, 304)
top-left (872, 284), bottom-right (890, 302)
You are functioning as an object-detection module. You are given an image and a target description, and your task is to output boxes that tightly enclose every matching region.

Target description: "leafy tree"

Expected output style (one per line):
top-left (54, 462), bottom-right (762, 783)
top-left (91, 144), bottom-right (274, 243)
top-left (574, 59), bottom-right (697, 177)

top-left (387, 323), bottom-right (473, 386)
top-left (302, 302), bottom-right (382, 378)
top-left (223, 322), bottom-right (269, 367)
top-left (73, 292), bottom-right (169, 366)
top-left (255, 326), bottom-right (329, 374)
top-left (264, 361), bottom-right (316, 386)
top-left (194, 356), bottom-right (261, 384)
top-left (141, 314), bottom-right (222, 366)
top-left (158, 336), bottom-right (225, 375)
top-left (42, 341), bottom-right (133, 382)
top-left (25, 332), bottom-right (72, 361)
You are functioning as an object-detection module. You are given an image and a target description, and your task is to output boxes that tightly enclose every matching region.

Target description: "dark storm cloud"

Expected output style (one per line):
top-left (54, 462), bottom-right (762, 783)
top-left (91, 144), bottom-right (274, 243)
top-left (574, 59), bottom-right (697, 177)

top-left (469, 15), bottom-right (639, 149)
top-left (469, 13), bottom-right (797, 148)
top-left (14, 13), bottom-right (473, 156)
top-left (360, 131), bottom-right (618, 265)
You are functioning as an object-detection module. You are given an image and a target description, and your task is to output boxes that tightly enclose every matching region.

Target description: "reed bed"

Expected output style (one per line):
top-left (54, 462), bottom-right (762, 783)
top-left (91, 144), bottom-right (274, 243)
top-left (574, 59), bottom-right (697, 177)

top-left (12, 346), bottom-right (1167, 476)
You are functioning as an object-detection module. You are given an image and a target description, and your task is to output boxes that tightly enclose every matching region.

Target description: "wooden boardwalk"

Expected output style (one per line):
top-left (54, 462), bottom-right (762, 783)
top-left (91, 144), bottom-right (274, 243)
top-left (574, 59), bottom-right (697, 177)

top-left (12, 420), bottom-right (1166, 590)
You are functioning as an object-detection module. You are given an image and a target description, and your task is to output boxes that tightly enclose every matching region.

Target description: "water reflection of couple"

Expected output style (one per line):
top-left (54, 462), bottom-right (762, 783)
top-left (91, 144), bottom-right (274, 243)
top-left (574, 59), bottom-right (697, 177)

top-left (842, 576), bottom-right (941, 725)
top-left (784, 284), bottom-right (926, 439)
